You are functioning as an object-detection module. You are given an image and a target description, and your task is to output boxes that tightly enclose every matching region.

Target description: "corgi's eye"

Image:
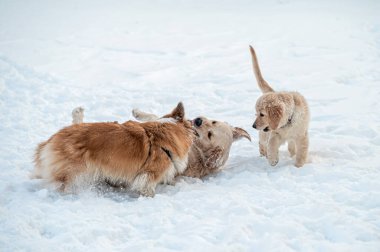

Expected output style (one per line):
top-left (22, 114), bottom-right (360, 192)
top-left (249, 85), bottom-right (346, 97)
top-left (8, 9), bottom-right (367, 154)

top-left (212, 121), bottom-right (217, 124)
top-left (260, 113), bottom-right (264, 117)
top-left (208, 131), bottom-right (213, 139)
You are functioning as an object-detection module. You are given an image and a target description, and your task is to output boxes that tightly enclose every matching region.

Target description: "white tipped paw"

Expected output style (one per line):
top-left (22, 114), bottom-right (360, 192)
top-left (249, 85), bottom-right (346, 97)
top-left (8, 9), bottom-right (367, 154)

top-left (72, 107), bottom-right (84, 124)
top-left (72, 106), bottom-right (84, 115)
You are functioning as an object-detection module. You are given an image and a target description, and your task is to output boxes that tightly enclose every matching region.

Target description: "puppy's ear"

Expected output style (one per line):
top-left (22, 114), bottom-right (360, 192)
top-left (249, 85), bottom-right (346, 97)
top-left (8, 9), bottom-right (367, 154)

top-left (268, 104), bottom-right (283, 130)
top-left (170, 102), bottom-right (185, 121)
top-left (232, 127), bottom-right (251, 142)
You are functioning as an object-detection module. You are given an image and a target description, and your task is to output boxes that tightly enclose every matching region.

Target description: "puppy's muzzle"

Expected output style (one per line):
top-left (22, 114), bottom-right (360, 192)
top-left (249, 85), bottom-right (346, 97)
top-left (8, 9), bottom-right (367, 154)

top-left (253, 122), bottom-right (269, 132)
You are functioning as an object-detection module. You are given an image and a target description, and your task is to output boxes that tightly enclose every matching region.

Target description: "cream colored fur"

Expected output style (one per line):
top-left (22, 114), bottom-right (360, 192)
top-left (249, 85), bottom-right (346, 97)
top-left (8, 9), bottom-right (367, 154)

top-left (72, 107), bottom-right (84, 124)
top-left (250, 45), bottom-right (310, 167)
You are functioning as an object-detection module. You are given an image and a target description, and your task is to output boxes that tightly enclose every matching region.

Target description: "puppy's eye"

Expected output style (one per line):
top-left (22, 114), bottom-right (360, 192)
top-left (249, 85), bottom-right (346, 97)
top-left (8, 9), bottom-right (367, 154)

top-left (208, 131), bottom-right (213, 139)
top-left (212, 121), bottom-right (216, 124)
top-left (260, 113), bottom-right (264, 117)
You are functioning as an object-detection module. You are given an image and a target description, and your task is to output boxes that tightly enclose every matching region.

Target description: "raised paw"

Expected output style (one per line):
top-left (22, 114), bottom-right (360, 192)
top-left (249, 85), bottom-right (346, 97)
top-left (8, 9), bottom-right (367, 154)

top-left (72, 107), bottom-right (84, 124)
top-left (132, 108), bottom-right (141, 120)
top-left (72, 107), bottom-right (84, 115)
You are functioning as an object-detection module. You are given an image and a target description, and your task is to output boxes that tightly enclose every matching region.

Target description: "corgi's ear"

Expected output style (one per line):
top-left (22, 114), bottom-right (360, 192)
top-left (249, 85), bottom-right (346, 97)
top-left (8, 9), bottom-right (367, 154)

top-left (267, 104), bottom-right (283, 130)
top-left (170, 102), bottom-right (185, 121)
top-left (232, 127), bottom-right (251, 142)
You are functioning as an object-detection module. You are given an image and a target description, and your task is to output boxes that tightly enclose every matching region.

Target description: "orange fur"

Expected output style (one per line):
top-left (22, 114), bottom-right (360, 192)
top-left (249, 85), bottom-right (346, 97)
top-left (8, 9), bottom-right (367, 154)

top-left (33, 103), bottom-right (193, 196)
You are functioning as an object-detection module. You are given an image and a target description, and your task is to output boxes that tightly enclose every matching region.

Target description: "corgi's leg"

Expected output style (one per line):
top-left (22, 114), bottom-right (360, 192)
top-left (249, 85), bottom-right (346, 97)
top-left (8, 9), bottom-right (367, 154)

top-left (131, 173), bottom-right (156, 197)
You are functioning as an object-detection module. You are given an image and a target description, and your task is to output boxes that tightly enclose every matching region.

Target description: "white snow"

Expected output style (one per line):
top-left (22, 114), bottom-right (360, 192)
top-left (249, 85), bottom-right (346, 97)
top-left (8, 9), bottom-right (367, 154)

top-left (1, 0), bottom-right (380, 251)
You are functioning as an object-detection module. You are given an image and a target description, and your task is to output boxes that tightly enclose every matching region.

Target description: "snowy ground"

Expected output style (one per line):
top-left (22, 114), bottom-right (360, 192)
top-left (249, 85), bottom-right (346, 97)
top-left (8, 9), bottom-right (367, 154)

top-left (1, 0), bottom-right (380, 251)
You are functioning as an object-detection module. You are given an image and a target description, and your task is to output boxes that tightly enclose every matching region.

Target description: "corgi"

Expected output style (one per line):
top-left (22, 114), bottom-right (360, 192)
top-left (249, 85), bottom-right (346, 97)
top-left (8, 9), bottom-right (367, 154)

top-left (32, 102), bottom-right (193, 197)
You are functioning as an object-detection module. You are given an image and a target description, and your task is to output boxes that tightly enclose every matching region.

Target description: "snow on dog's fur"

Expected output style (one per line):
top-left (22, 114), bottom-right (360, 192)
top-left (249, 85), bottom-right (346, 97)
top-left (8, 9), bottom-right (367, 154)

top-left (32, 102), bottom-right (193, 197)
top-left (133, 110), bottom-right (251, 178)
top-left (250, 46), bottom-right (310, 167)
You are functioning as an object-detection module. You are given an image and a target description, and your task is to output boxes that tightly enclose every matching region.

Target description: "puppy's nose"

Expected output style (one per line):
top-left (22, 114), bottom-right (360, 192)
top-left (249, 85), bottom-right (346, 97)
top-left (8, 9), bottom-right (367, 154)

top-left (252, 123), bottom-right (256, 129)
top-left (194, 118), bottom-right (203, 127)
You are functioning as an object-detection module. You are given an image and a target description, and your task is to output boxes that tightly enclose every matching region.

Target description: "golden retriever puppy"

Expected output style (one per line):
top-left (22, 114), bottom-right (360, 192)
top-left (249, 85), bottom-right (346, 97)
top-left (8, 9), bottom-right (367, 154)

top-left (132, 110), bottom-right (251, 178)
top-left (250, 46), bottom-right (310, 167)
top-left (32, 103), bottom-right (193, 197)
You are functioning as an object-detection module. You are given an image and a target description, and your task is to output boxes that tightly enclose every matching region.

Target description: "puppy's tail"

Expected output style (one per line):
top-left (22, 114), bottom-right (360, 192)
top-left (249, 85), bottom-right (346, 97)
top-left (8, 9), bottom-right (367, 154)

top-left (249, 45), bottom-right (274, 93)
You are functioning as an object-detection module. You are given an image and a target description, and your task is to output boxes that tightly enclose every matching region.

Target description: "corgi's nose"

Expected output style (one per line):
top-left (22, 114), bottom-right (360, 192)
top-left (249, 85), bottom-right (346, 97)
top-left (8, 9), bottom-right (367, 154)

top-left (194, 118), bottom-right (203, 127)
top-left (252, 122), bottom-right (256, 129)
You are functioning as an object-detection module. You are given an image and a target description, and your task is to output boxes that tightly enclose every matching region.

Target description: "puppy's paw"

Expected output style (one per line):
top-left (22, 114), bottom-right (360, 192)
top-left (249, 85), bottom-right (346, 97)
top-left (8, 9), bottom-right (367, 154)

top-left (259, 149), bottom-right (267, 158)
top-left (259, 152), bottom-right (267, 158)
top-left (294, 161), bottom-right (304, 168)
top-left (268, 157), bottom-right (279, 166)
top-left (259, 144), bottom-right (267, 157)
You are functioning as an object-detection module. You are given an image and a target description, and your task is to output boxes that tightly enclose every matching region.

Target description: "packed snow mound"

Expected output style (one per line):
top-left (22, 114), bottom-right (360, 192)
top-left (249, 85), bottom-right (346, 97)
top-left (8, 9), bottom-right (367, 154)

top-left (1, 0), bottom-right (380, 251)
